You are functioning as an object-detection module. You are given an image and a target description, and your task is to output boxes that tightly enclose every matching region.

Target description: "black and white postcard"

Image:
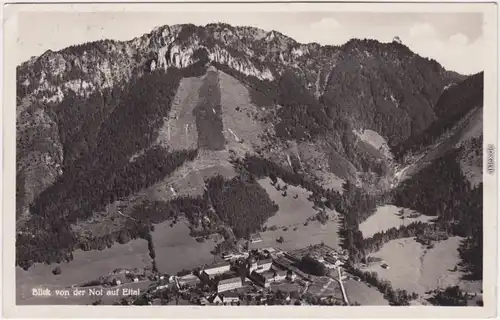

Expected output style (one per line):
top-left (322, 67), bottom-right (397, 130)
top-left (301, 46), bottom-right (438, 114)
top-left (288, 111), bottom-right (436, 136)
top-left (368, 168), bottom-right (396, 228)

top-left (2, 1), bottom-right (498, 319)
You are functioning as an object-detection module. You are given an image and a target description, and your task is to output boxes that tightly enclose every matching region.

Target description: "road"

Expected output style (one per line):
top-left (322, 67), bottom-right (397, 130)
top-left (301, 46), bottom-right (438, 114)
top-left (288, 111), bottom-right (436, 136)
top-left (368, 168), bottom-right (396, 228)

top-left (336, 266), bottom-right (350, 305)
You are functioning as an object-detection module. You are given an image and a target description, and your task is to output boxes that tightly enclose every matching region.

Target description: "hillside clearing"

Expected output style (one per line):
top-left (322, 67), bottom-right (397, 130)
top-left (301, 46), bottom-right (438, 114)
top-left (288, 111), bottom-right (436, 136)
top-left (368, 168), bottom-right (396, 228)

top-left (343, 279), bottom-right (389, 305)
top-left (194, 69), bottom-right (225, 150)
top-left (361, 236), bottom-right (469, 296)
top-left (152, 219), bottom-right (220, 274)
top-left (359, 205), bottom-right (436, 238)
top-left (218, 70), bottom-right (264, 158)
top-left (258, 177), bottom-right (317, 228)
top-left (147, 150), bottom-right (237, 200)
top-left (354, 129), bottom-right (393, 161)
top-left (296, 141), bottom-right (346, 192)
top-left (157, 76), bottom-right (202, 151)
top-left (248, 219), bottom-right (340, 252)
top-left (248, 177), bottom-right (340, 251)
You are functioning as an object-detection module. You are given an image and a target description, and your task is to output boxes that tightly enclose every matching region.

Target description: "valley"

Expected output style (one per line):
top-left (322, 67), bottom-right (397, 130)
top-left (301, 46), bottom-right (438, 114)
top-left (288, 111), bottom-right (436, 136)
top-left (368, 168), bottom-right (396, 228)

top-left (15, 22), bottom-right (484, 307)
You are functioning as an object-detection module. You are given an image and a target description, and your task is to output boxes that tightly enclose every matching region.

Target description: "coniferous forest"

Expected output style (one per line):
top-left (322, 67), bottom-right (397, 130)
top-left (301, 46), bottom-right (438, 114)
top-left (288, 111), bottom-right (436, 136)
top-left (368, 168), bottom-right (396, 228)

top-left (15, 26), bottom-right (484, 309)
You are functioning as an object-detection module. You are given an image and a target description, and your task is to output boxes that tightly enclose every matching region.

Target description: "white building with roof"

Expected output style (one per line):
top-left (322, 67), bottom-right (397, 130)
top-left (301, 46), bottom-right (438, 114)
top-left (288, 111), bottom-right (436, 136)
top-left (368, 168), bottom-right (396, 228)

top-left (202, 261), bottom-right (231, 276)
top-left (255, 259), bottom-right (273, 273)
top-left (217, 277), bottom-right (243, 293)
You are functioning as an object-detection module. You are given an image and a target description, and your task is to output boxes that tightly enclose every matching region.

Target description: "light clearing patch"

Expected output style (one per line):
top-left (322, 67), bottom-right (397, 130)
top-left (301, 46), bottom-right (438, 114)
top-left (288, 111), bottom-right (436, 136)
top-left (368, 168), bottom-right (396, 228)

top-left (156, 76), bottom-right (203, 151)
top-left (359, 205), bottom-right (436, 238)
top-left (342, 279), bottom-right (389, 305)
top-left (353, 129), bottom-right (393, 160)
top-left (158, 150), bottom-right (237, 199)
top-left (361, 236), bottom-right (466, 296)
top-left (297, 141), bottom-right (346, 192)
top-left (152, 219), bottom-right (220, 274)
top-left (258, 177), bottom-right (316, 228)
top-left (249, 219), bottom-right (340, 252)
top-left (217, 70), bottom-right (265, 158)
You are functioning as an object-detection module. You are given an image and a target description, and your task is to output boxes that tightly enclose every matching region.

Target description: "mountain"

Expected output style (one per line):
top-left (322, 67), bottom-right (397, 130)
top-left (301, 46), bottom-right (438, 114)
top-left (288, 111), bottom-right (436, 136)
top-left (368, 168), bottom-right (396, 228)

top-left (15, 23), bottom-right (481, 270)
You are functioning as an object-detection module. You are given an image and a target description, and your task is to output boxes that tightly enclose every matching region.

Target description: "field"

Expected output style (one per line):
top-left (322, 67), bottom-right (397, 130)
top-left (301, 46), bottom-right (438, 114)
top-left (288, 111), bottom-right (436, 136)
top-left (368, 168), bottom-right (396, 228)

top-left (156, 76), bottom-right (202, 151)
top-left (249, 219), bottom-right (340, 252)
top-left (16, 238), bottom-right (151, 304)
top-left (359, 205), bottom-right (436, 238)
top-left (194, 69), bottom-right (226, 150)
top-left (249, 177), bottom-right (340, 251)
top-left (258, 177), bottom-right (317, 228)
top-left (218, 70), bottom-right (264, 158)
top-left (306, 276), bottom-right (343, 299)
top-left (342, 279), bottom-right (389, 305)
top-left (151, 218), bottom-right (221, 274)
top-left (361, 236), bottom-right (469, 296)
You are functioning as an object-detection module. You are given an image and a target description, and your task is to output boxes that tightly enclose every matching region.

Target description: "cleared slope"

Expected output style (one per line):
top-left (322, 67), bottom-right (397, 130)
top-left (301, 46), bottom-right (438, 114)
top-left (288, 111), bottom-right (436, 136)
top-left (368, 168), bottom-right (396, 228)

top-left (156, 76), bottom-right (202, 151)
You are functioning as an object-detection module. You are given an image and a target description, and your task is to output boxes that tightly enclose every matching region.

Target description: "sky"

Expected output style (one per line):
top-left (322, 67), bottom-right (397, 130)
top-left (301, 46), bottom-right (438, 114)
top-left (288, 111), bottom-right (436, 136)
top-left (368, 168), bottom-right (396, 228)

top-left (17, 11), bottom-right (484, 75)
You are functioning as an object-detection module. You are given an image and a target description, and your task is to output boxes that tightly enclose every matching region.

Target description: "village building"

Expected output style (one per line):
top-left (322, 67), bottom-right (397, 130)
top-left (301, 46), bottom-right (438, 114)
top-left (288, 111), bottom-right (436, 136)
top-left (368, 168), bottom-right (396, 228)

top-left (286, 270), bottom-right (296, 281)
top-left (202, 261), bottom-right (231, 276)
top-left (217, 277), bottom-right (243, 293)
top-left (255, 259), bottom-right (273, 273)
top-left (178, 274), bottom-right (201, 287)
top-left (221, 291), bottom-right (240, 304)
top-left (154, 283), bottom-right (170, 291)
top-left (223, 252), bottom-right (249, 261)
top-left (247, 257), bottom-right (258, 273)
top-left (208, 294), bottom-right (223, 305)
top-left (272, 268), bottom-right (287, 282)
top-left (250, 271), bottom-right (274, 288)
top-left (249, 233), bottom-right (263, 244)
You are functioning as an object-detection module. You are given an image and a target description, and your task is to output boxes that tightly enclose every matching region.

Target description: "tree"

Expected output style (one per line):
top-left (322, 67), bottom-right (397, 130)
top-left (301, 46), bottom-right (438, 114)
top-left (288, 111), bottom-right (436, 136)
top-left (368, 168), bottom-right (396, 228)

top-left (52, 267), bottom-right (62, 275)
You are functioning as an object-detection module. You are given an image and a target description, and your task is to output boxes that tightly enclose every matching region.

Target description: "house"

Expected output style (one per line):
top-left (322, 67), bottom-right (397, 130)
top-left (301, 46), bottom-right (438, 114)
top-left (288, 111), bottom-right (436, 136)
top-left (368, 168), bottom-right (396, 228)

top-left (154, 284), bottom-right (170, 291)
top-left (250, 271), bottom-right (274, 288)
top-left (273, 268), bottom-right (287, 282)
top-left (222, 291), bottom-right (240, 304)
top-left (133, 277), bottom-right (139, 283)
top-left (286, 270), bottom-right (296, 281)
top-left (223, 252), bottom-right (249, 261)
top-left (179, 274), bottom-right (201, 287)
top-left (256, 259), bottom-right (273, 273)
top-left (248, 257), bottom-right (258, 273)
top-left (202, 261), bottom-right (231, 276)
top-left (250, 233), bottom-right (263, 244)
top-left (199, 270), bottom-right (212, 283)
top-left (217, 277), bottom-right (243, 293)
top-left (112, 278), bottom-right (121, 286)
top-left (208, 294), bottom-right (223, 305)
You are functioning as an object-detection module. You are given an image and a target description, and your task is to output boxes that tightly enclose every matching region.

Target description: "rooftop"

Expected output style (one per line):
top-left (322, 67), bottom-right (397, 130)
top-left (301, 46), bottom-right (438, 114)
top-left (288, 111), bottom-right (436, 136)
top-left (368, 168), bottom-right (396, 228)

top-left (263, 272), bottom-right (276, 280)
top-left (218, 277), bottom-right (242, 285)
top-left (275, 269), bottom-right (287, 276)
top-left (222, 291), bottom-right (241, 298)
top-left (257, 259), bottom-right (272, 265)
top-left (205, 261), bottom-right (231, 270)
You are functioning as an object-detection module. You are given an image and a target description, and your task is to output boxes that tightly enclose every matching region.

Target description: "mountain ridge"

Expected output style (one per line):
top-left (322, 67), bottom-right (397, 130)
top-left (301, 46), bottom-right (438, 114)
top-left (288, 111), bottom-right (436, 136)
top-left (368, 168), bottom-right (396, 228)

top-left (15, 22), bottom-right (482, 271)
